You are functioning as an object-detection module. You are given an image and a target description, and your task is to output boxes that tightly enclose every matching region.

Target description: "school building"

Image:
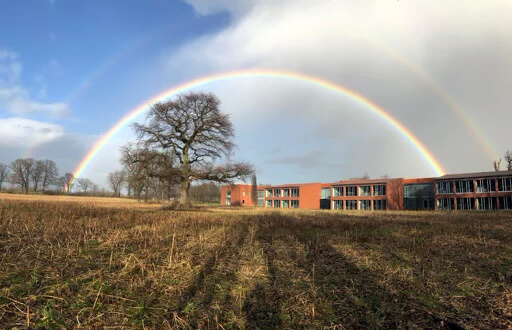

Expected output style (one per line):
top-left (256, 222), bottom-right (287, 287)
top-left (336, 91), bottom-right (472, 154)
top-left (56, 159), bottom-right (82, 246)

top-left (220, 170), bottom-right (512, 211)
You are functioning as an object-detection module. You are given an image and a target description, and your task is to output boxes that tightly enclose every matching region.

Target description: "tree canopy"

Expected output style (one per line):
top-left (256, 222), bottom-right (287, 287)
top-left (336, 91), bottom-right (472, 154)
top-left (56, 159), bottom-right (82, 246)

top-left (131, 91), bottom-right (253, 206)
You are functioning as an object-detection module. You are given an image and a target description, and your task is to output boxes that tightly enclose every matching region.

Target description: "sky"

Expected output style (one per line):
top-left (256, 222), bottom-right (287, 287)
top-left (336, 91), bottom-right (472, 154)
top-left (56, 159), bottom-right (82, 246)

top-left (0, 0), bottom-right (511, 188)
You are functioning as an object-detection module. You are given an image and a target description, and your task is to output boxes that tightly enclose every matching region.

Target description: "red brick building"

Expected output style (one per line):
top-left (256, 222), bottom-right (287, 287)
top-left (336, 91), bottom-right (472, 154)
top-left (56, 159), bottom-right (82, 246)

top-left (220, 170), bottom-right (512, 211)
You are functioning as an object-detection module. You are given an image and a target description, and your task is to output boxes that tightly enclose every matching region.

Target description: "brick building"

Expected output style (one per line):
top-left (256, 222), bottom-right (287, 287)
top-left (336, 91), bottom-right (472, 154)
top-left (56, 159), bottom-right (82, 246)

top-left (220, 170), bottom-right (512, 211)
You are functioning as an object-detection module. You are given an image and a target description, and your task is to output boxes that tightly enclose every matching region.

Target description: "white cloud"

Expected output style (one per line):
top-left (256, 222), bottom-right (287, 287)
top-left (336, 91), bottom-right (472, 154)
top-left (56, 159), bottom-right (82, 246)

top-left (162, 0), bottom-right (512, 181)
top-left (0, 117), bottom-right (64, 147)
top-left (0, 52), bottom-right (69, 117)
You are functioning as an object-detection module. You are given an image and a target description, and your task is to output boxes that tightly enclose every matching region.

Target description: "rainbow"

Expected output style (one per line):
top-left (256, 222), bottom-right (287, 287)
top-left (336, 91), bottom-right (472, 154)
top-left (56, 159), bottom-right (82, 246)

top-left (71, 69), bottom-right (446, 185)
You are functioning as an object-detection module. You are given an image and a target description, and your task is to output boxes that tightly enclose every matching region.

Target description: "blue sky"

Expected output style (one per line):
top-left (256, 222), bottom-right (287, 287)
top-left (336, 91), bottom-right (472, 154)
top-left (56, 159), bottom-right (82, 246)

top-left (1, 0), bottom-right (512, 189)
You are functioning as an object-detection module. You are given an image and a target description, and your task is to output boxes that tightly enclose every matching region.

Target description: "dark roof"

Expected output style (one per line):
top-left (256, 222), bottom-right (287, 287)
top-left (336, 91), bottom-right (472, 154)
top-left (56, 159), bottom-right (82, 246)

top-left (437, 170), bottom-right (512, 180)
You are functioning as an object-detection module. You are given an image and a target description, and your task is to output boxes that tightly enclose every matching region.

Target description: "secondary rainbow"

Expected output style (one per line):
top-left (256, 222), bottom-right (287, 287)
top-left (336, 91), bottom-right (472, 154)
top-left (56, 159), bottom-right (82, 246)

top-left (71, 69), bottom-right (446, 184)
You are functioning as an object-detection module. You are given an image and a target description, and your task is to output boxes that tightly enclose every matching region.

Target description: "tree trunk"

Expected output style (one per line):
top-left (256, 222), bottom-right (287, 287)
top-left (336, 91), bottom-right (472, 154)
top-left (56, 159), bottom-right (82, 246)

top-left (179, 180), bottom-right (190, 206)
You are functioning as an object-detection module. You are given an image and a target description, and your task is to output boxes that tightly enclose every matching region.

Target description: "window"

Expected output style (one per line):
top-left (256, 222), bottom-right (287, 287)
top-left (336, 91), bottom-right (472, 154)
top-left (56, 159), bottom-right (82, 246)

top-left (332, 200), bottom-right (343, 210)
top-left (258, 190), bottom-right (264, 198)
top-left (273, 189), bottom-right (280, 197)
top-left (266, 200), bottom-right (272, 207)
top-left (436, 198), bottom-right (453, 210)
top-left (242, 200), bottom-right (245, 204)
top-left (225, 190), bottom-right (231, 206)
top-left (499, 196), bottom-right (512, 210)
top-left (455, 180), bottom-right (473, 193)
top-left (282, 200), bottom-right (289, 208)
top-left (290, 200), bottom-right (299, 208)
top-left (359, 186), bottom-right (370, 196)
top-left (373, 185), bottom-right (385, 196)
top-left (498, 177), bottom-right (512, 192)
top-left (321, 187), bottom-right (331, 199)
top-left (273, 200), bottom-right (280, 208)
top-left (242, 191), bottom-right (246, 196)
top-left (436, 181), bottom-right (452, 194)
top-left (475, 179), bottom-right (494, 193)
top-left (332, 187), bottom-right (342, 196)
top-left (258, 199), bottom-right (264, 207)
top-left (346, 186), bottom-right (356, 196)
top-left (291, 188), bottom-right (299, 197)
top-left (456, 198), bottom-right (474, 210)
top-left (359, 200), bottom-right (371, 210)
top-left (346, 200), bottom-right (357, 210)
top-left (265, 189), bottom-right (272, 197)
top-left (374, 200), bottom-right (386, 210)
top-left (476, 197), bottom-right (496, 210)
top-left (282, 189), bottom-right (290, 197)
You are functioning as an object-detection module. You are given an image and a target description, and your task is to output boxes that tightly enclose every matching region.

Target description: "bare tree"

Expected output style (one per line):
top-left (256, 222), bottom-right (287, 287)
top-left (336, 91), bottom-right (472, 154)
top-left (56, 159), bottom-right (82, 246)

top-left (63, 172), bottom-right (75, 193)
top-left (350, 172), bottom-right (370, 180)
top-left (31, 161), bottom-right (45, 192)
top-left (132, 91), bottom-right (253, 206)
top-left (0, 162), bottom-right (9, 190)
top-left (251, 174), bottom-right (258, 205)
top-left (10, 158), bottom-right (35, 194)
top-left (108, 170), bottom-right (126, 197)
top-left (40, 159), bottom-right (59, 192)
top-left (121, 143), bottom-right (177, 201)
top-left (76, 178), bottom-right (94, 194)
top-left (493, 159), bottom-right (502, 171)
top-left (505, 151), bottom-right (512, 171)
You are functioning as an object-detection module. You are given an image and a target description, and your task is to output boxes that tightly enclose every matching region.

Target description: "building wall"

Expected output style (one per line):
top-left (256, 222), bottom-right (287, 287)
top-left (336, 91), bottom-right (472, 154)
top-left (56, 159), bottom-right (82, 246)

top-left (220, 171), bottom-right (512, 211)
top-left (220, 184), bottom-right (255, 207)
top-left (434, 174), bottom-right (512, 210)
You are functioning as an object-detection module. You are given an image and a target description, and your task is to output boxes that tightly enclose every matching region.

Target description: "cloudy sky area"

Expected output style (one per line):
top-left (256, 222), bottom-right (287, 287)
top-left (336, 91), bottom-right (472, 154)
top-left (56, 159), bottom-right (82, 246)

top-left (0, 0), bottom-right (511, 188)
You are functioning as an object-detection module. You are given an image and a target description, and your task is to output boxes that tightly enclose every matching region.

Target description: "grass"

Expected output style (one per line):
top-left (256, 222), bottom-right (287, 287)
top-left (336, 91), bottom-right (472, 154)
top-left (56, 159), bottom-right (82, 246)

top-left (0, 193), bottom-right (511, 328)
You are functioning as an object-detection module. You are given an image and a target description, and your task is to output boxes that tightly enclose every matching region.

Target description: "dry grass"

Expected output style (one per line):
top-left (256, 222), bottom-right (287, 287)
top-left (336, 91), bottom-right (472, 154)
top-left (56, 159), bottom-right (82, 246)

top-left (0, 195), bottom-right (511, 328)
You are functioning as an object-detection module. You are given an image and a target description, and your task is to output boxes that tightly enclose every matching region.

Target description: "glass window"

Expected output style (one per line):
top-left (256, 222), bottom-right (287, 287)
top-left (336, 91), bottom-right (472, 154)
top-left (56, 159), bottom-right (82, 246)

top-left (332, 187), bottom-right (342, 197)
top-left (475, 179), bottom-right (494, 193)
top-left (265, 200), bottom-right (272, 207)
top-left (436, 198), bottom-right (453, 210)
top-left (455, 180), bottom-right (474, 193)
top-left (265, 189), bottom-right (272, 197)
top-left (258, 190), bottom-right (264, 198)
top-left (290, 200), bottom-right (299, 208)
top-left (498, 178), bottom-right (512, 192)
top-left (282, 200), bottom-right (289, 208)
top-left (476, 197), bottom-right (496, 210)
top-left (332, 200), bottom-right (343, 210)
top-left (499, 196), bottom-right (512, 210)
top-left (373, 185), bottom-right (385, 196)
top-left (258, 199), bottom-right (264, 207)
top-left (359, 200), bottom-right (371, 210)
top-left (282, 189), bottom-right (290, 197)
top-left (456, 198), bottom-right (474, 210)
top-left (346, 186), bottom-right (356, 196)
top-left (359, 186), bottom-right (370, 196)
top-left (273, 189), bottom-right (280, 197)
top-left (273, 200), bottom-right (280, 208)
top-left (321, 187), bottom-right (331, 199)
top-left (373, 200), bottom-right (386, 210)
top-left (291, 188), bottom-right (299, 197)
top-left (346, 200), bottom-right (357, 210)
top-left (435, 181), bottom-right (452, 194)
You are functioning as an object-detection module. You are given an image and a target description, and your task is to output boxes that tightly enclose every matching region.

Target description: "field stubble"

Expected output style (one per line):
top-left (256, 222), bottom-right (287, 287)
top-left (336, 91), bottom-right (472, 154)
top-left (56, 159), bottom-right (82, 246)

top-left (0, 194), bottom-right (511, 328)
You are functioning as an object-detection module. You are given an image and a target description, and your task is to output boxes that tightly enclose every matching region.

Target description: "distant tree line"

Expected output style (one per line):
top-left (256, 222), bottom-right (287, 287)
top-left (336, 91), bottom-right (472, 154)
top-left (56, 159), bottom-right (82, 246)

top-left (0, 158), bottom-right (98, 195)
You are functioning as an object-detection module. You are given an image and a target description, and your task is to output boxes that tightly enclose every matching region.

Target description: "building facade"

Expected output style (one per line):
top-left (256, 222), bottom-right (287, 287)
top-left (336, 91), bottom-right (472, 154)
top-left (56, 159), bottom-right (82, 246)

top-left (220, 171), bottom-right (512, 211)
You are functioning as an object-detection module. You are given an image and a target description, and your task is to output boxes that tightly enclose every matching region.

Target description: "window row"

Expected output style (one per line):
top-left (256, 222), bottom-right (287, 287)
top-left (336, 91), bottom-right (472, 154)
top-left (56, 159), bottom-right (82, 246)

top-left (437, 177), bottom-right (512, 194)
top-left (265, 188), bottom-right (299, 197)
top-left (265, 199), bottom-right (299, 208)
top-left (331, 199), bottom-right (386, 210)
top-left (330, 185), bottom-right (386, 197)
top-left (438, 197), bottom-right (512, 210)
